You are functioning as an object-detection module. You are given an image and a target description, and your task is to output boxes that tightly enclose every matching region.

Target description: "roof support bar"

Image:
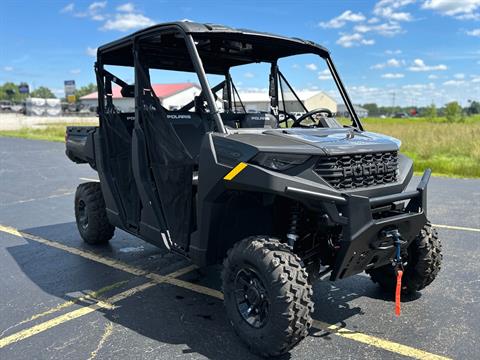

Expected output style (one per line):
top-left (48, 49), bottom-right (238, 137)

top-left (326, 56), bottom-right (364, 131)
top-left (184, 34), bottom-right (226, 134)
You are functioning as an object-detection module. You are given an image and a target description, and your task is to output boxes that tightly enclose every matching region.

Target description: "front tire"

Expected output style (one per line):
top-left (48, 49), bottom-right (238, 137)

top-left (74, 182), bottom-right (115, 245)
top-left (222, 236), bottom-right (314, 357)
top-left (367, 222), bottom-right (442, 294)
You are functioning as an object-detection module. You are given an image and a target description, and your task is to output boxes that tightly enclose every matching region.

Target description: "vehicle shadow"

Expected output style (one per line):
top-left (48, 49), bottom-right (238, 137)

top-left (6, 222), bottom-right (418, 359)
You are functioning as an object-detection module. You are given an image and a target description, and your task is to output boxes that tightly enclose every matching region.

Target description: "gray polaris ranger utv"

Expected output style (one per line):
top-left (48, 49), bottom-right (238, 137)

top-left (66, 22), bottom-right (442, 357)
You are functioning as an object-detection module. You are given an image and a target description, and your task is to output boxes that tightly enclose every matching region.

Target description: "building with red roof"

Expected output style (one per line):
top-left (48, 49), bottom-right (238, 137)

top-left (80, 82), bottom-right (201, 112)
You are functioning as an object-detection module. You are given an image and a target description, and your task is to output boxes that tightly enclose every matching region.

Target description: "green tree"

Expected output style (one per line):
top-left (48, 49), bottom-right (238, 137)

top-left (74, 83), bottom-right (97, 100)
top-left (467, 100), bottom-right (480, 115)
top-left (0, 82), bottom-right (29, 102)
top-left (362, 103), bottom-right (379, 117)
top-left (424, 103), bottom-right (437, 119)
top-left (30, 86), bottom-right (56, 98)
top-left (445, 101), bottom-right (462, 123)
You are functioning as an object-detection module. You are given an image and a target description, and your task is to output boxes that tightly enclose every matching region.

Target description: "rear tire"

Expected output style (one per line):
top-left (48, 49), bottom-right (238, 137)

top-left (222, 236), bottom-right (314, 357)
top-left (75, 182), bottom-right (115, 245)
top-left (367, 222), bottom-right (442, 294)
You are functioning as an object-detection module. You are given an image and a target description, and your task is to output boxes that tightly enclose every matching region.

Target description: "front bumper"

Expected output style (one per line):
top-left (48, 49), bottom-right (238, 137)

top-left (223, 160), bottom-right (430, 281)
top-left (286, 169), bottom-right (431, 280)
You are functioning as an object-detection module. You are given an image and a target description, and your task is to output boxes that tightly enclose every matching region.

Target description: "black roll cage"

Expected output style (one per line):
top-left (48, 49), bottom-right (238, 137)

top-left (95, 22), bottom-right (364, 132)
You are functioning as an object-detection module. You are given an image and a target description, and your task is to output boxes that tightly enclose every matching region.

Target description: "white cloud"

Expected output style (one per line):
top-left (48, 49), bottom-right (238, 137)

top-left (3, 66), bottom-right (14, 72)
top-left (117, 3), bottom-right (135, 12)
top-left (387, 58), bottom-right (403, 67)
top-left (89, 1), bottom-right (107, 12)
top-left (60, 3), bottom-right (74, 13)
top-left (408, 58), bottom-right (448, 71)
top-left (319, 10), bottom-right (366, 29)
top-left (428, 74), bottom-right (438, 79)
top-left (467, 29), bottom-right (480, 37)
top-left (91, 14), bottom-right (105, 21)
top-left (471, 76), bottom-right (480, 82)
top-left (422, 0), bottom-right (480, 20)
top-left (386, 49), bottom-right (402, 55)
top-left (371, 58), bottom-right (404, 69)
top-left (382, 72), bottom-right (405, 78)
top-left (306, 63), bottom-right (318, 71)
top-left (354, 22), bottom-right (403, 36)
top-left (70, 69), bottom-right (81, 75)
top-left (72, 1), bottom-right (107, 21)
top-left (244, 72), bottom-right (255, 78)
top-left (374, 0), bottom-right (415, 22)
top-left (86, 47), bottom-right (98, 57)
top-left (347, 76), bottom-right (477, 106)
top-left (336, 33), bottom-right (375, 47)
top-left (454, 73), bottom-right (465, 79)
top-left (443, 79), bottom-right (465, 86)
top-left (102, 13), bottom-right (155, 31)
top-left (318, 69), bottom-right (331, 80)
top-left (403, 84), bottom-right (428, 90)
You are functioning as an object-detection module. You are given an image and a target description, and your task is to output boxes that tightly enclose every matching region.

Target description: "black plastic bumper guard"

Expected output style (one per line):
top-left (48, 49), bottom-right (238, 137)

top-left (286, 169), bottom-right (431, 280)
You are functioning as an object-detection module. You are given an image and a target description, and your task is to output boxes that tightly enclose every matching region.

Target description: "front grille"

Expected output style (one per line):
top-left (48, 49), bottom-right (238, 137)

top-left (314, 151), bottom-right (398, 190)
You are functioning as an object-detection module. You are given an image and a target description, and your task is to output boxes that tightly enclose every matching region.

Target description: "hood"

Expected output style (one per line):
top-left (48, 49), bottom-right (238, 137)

top-left (265, 128), bottom-right (401, 155)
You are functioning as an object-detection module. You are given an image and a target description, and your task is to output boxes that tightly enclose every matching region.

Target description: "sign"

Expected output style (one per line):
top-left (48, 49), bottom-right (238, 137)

top-left (18, 84), bottom-right (29, 94)
top-left (64, 80), bottom-right (76, 103)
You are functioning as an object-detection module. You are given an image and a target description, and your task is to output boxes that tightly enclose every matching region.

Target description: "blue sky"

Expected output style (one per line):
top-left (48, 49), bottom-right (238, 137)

top-left (1, 0), bottom-right (479, 106)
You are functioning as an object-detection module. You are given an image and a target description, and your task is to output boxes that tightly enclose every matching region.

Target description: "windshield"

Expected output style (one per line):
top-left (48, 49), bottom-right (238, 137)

top-left (202, 53), bottom-right (359, 130)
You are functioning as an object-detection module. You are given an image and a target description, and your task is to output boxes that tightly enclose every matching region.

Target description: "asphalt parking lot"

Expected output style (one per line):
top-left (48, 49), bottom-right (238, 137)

top-left (0, 136), bottom-right (479, 360)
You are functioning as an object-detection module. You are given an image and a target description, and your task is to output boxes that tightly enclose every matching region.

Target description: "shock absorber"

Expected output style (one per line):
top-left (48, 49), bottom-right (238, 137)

top-left (286, 202), bottom-right (301, 247)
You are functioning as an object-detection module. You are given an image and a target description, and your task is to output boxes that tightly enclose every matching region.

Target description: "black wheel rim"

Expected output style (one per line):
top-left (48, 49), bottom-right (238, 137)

top-left (78, 200), bottom-right (88, 230)
top-left (234, 267), bottom-right (269, 328)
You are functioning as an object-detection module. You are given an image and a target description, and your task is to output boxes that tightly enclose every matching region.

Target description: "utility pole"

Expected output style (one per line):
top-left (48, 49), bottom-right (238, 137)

top-left (390, 92), bottom-right (396, 115)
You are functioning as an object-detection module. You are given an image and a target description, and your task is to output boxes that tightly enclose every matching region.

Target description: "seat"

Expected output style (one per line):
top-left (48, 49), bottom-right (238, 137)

top-left (241, 113), bottom-right (278, 128)
top-left (220, 112), bottom-right (278, 129)
top-left (166, 111), bottom-right (209, 165)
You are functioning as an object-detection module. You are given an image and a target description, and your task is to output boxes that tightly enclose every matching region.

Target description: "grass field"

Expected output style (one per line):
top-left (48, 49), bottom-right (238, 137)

top-left (1, 116), bottom-right (479, 178)
top-left (0, 122), bottom-right (98, 142)
top-left (361, 116), bottom-right (480, 178)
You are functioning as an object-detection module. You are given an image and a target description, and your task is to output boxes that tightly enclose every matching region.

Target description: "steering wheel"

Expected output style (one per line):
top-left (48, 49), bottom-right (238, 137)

top-left (277, 110), bottom-right (297, 127)
top-left (291, 108), bottom-right (333, 128)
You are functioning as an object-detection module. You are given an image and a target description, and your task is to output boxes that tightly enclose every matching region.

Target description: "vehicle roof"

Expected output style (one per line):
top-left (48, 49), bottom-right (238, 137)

top-left (97, 21), bottom-right (330, 74)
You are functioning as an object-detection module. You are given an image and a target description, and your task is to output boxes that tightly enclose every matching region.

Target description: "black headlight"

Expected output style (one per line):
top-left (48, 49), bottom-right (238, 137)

top-left (251, 153), bottom-right (310, 171)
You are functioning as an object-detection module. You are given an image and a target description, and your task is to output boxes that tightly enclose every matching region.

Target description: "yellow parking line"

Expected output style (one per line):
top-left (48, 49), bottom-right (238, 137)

top-left (159, 277), bottom-right (451, 359)
top-left (87, 321), bottom-right (114, 360)
top-left (165, 277), bottom-right (224, 300)
top-left (312, 321), bottom-right (450, 360)
top-left (0, 224), bottom-right (155, 277)
top-left (433, 224), bottom-right (480, 233)
top-left (0, 281), bottom-right (157, 349)
top-left (0, 224), bottom-right (452, 359)
top-left (0, 224), bottom-right (197, 281)
top-left (1, 280), bottom-right (129, 336)
top-left (0, 261), bottom-right (197, 349)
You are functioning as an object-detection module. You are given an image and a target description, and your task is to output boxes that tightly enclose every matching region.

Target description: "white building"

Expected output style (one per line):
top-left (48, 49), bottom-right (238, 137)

top-left (237, 90), bottom-right (337, 114)
top-left (337, 104), bottom-right (369, 118)
top-left (80, 83), bottom-right (201, 112)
